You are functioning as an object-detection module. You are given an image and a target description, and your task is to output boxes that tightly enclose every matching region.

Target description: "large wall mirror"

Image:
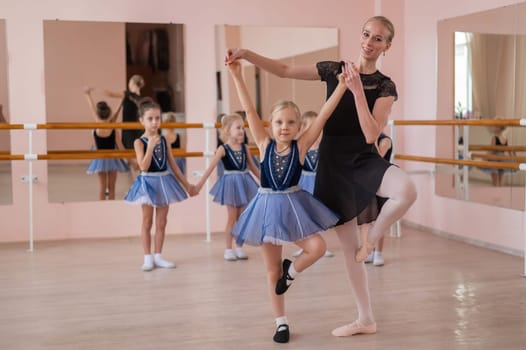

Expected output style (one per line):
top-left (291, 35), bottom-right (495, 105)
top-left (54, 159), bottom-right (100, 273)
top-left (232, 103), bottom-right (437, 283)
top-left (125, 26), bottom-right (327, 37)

top-left (436, 3), bottom-right (526, 209)
top-left (215, 25), bottom-right (338, 144)
top-left (43, 20), bottom-right (184, 202)
top-left (0, 18), bottom-right (12, 205)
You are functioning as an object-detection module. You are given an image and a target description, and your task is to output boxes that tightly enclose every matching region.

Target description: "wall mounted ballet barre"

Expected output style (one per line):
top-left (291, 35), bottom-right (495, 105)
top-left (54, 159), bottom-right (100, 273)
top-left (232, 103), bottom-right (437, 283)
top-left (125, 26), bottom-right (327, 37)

top-left (393, 154), bottom-right (525, 171)
top-left (469, 145), bottom-right (526, 152)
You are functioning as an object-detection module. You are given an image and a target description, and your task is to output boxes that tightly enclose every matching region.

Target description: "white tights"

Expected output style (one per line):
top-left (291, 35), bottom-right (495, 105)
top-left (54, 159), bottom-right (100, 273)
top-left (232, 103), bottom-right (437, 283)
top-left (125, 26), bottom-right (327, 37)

top-left (335, 165), bottom-right (417, 325)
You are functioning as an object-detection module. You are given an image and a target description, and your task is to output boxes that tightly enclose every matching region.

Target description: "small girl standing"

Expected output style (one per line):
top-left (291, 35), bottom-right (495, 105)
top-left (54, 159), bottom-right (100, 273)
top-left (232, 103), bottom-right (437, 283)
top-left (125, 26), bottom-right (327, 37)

top-left (84, 87), bottom-right (129, 200)
top-left (125, 99), bottom-right (196, 271)
top-left (227, 60), bottom-right (347, 343)
top-left (194, 113), bottom-right (260, 261)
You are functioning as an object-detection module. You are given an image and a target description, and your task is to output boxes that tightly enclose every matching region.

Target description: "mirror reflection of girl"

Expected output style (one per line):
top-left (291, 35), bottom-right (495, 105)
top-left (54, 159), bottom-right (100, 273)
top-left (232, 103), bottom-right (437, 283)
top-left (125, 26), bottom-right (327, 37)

top-left (227, 60), bottom-right (346, 343)
top-left (484, 124), bottom-right (515, 186)
top-left (124, 99), bottom-right (197, 271)
top-left (194, 113), bottom-right (260, 261)
top-left (161, 112), bottom-right (187, 175)
top-left (84, 87), bottom-right (129, 200)
top-left (293, 111), bottom-right (334, 258)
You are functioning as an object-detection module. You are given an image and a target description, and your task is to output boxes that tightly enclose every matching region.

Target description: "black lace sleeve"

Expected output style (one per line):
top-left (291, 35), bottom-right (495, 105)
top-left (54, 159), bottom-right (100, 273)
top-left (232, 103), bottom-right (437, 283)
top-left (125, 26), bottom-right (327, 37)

top-left (316, 61), bottom-right (343, 82)
top-left (378, 78), bottom-right (398, 101)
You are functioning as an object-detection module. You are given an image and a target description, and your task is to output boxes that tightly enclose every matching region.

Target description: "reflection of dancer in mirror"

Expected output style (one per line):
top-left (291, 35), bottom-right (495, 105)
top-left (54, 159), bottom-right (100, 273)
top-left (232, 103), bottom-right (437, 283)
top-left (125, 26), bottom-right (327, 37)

top-left (293, 111), bottom-right (334, 258)
top-left (194, 113), bottom-right (260, 261)
top-left (358, 132), bottom-right (393, 266)
top-left (161, 112), bottom-right (187, 175)
top-left (227, 59), bottom-right (346, 343)
top-left (84, 87), bottom-right (129, 200)
top-left (105, 74), bottom-right (145, 171)
top-left (226, 16), bottom-right (417, 337)
top-left (124, 99), bottom-right (197, 271)
top-left (483, 125), bottom-right (515, 187)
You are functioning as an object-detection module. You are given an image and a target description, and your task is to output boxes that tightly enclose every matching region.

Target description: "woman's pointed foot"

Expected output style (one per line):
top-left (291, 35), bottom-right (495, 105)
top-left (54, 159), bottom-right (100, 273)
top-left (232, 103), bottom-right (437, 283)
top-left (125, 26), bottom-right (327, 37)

top-left (331, 320), bottom-right (376, 337)
top-left (355, 242), bottom-right (375, 263)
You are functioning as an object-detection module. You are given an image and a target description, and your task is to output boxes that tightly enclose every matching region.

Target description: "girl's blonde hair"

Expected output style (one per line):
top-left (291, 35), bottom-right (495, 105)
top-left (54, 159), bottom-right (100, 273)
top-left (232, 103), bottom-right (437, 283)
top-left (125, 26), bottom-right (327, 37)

top-left (219, 113), bottom-right (244, 143)
top-left (269, 100), bottom-right (301, 121)
top-left (301, 110), bottom-right (318, 128)
top-left (162, 111), bottom-right (177, 123)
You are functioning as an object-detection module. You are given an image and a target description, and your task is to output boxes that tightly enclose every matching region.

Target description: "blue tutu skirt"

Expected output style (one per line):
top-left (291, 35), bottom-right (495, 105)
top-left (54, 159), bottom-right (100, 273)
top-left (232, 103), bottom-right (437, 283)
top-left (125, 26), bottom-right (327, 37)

top-left (232, 186), bottom-right (339, 246)
top-left (209, 170), bottom-right (258, 207)
top-left (86, 158), bottom-right (130, 174)
top-left (124, 171), bottom-right (188, 207)
top-left (174, 157), bottom-right (187, 175)
top-left (298, 170), bottom-right (316, 194)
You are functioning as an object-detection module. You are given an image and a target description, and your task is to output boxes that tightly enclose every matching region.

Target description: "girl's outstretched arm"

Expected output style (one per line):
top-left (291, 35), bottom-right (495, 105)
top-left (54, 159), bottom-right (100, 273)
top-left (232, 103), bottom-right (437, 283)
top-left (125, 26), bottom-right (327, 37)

top-left (194, 146), bottom-right (225, 193)
top-left (297, 71), bottom-right (348, 154)
top-left (227, 61), bottom-right (268, 150)
top-left (84, 87), bottom-right (99, 122)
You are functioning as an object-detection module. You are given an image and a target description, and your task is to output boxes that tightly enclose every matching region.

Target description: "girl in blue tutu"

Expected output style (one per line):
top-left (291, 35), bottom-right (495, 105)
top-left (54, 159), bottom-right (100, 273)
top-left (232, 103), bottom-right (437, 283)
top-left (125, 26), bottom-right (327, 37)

top-left (227, 60), bottom-right (347, 343)
top-left (125, 99), bottom-right (197, 271)
top-left (84, 87), bottom-right (130, 200)
top-left (194, 113), bottom-right (260, 261)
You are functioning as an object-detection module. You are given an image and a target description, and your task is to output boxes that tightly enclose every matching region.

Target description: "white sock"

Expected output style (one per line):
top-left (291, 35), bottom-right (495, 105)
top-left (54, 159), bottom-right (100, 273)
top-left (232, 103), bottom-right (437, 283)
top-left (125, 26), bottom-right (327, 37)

top-left (275, 316), bottom-right (289, 327)
top-left (374, 251), bottom-right (382, 259)
top-left (144, 254), bottom-right (153, 264)
top-left (287, 262), bottom-right (298, 279)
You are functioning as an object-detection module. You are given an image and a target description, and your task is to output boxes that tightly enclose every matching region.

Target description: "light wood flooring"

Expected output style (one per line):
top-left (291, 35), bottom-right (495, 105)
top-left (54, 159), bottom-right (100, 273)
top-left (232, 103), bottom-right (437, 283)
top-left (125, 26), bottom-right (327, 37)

top-left (1, 226), bottom-right (526, 350)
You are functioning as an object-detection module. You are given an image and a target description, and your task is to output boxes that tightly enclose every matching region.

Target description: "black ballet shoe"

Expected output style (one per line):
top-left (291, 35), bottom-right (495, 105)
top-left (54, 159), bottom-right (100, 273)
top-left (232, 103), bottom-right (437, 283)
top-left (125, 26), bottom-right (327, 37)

top-left (275, 259), bottom-right (294, 295)
top-left (273, 324), bottom-right (290, 343)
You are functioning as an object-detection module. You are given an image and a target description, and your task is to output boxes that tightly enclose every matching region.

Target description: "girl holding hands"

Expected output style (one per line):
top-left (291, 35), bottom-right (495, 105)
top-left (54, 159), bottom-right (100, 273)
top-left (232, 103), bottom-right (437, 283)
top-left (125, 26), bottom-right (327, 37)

top-left (125, 99), bottom-right (197, 271)
top-left (194, 113), bottom-right (260, 261)
top-left (227, 60), bottom-right (347, 343)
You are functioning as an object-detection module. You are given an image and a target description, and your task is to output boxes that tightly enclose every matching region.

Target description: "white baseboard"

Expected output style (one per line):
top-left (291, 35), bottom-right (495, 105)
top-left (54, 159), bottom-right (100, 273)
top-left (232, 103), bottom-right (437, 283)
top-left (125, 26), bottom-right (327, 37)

top-left (402, 220), bottom-right (524, 257)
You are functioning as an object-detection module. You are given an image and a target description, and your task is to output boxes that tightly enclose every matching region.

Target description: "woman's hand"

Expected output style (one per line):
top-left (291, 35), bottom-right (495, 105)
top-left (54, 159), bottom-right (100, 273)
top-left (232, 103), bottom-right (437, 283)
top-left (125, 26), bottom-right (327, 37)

top-left (225, 48), bottom-right (246, 65)
top-left (343, 60), bottom-right (363, 94)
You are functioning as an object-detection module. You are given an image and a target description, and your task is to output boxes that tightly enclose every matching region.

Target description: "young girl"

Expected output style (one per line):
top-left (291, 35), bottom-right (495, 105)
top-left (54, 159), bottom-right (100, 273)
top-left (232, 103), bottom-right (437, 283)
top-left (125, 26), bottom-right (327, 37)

top-left (161, 111), bottom-right (187, 175)
top-left (227, 60), bottom-right (347, 343)
top-left (194, 113), bottom-right (260, 261)
top-left (84, 87), bottom-right (129, 200)
top-left (293, 111), bottom-right (334, 258)
top-left (124, 99), bottom-right (196, 271)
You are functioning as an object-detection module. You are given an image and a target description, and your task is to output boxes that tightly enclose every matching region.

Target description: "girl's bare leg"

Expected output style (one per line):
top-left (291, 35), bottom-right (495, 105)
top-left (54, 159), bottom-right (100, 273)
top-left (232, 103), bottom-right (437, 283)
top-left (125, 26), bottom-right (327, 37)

top-left (107, 171), bottom-right (117, 200)
top-left (153, 206), bottom-right (175, 268)
top-left (97, 173), bottom-right (108, 200)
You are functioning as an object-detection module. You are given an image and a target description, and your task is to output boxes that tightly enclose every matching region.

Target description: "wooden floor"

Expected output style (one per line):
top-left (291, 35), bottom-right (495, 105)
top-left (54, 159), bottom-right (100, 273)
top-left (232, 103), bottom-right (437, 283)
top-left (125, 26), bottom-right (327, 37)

top-left (1, 226), bottom-right (526, 350)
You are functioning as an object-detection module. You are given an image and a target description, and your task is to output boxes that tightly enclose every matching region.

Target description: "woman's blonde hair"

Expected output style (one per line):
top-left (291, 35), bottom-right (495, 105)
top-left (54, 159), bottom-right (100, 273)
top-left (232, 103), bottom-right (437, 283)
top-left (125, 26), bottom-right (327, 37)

top-left (129, 74), bottom-right (145, 89)
top-left (269, 100), bottom-right (301, 121)
top-left (219, 113), bottom-right (244, 143)
top-left (365, 16), bottom-right (395, 43)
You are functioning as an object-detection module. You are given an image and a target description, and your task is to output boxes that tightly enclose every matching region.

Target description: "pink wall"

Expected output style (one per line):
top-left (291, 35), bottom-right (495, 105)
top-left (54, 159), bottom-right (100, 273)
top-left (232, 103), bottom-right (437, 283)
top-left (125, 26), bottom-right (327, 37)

top-left (0, 0), bottom-right (375, 243)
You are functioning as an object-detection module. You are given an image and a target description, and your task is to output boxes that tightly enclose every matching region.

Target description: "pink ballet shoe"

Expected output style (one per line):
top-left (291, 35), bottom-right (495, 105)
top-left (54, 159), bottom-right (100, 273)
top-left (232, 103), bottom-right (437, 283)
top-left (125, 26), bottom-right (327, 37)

top-left (355, 242), bottom-right (375, 263)
top-left (331, 320), bottom-right (377, 337)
